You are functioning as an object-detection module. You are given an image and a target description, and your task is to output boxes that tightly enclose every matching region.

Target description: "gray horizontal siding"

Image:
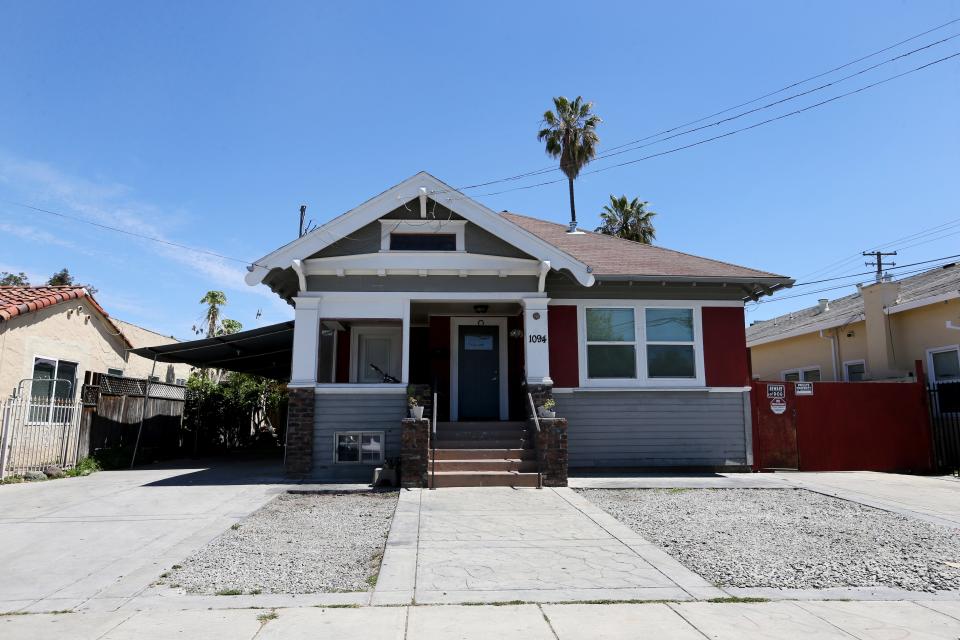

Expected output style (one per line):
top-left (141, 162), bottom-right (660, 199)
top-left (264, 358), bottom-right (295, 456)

top-left (306, 274), bottom-right (539, 292)
top-left (310, 393), bottom-right (406, 481)
top-left (545, 272), bottom-right (746, 301)
top-left (556, 391), bottom-right (749, 468)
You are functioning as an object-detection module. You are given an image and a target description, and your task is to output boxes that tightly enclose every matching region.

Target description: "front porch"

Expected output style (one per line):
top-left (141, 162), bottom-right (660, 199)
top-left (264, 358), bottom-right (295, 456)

top-left (285, 292), bottom-right (566, 485)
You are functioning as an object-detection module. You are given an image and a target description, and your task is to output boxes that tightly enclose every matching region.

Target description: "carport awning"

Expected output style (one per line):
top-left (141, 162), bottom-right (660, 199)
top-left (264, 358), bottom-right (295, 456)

top-left (131, 321), bottom-right (294, 380)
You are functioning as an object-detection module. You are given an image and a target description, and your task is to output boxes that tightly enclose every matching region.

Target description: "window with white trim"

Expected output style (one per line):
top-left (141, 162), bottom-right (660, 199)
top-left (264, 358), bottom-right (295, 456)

top-left (930, 347), bottom-right (960, 384)
top-left (335, 432), bottom-right (385, 464)
top-left (843, 360), bottom-right (865, 381)
top-left (783, 367), bottom-right (820, 382)
top-left (581, 304), bottom-right (704, 386)
top-left (585, 308), bottom-right (637, 379)
top-left (645, 308), bottom-right (696, 379)
top-left (28, 357), bottom-right (77, 423)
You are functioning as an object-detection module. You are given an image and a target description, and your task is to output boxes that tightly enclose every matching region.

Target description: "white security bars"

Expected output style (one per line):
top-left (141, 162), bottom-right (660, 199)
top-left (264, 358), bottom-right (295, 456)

top-left (0, 395), bottom-right (83, 479)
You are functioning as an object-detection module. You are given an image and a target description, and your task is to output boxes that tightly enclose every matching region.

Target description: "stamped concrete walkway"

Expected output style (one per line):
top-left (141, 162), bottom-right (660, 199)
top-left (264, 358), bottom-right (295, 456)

top-left (373, 486), bottom-right (723, 605)
top-left (7, 600), bottom-right (960, 639)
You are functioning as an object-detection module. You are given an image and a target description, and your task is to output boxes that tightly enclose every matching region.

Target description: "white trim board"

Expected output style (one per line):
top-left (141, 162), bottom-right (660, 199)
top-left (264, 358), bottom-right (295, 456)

top-left (245, 172), bottom-right (594, 287)
top-left (449, 317), bottom-right (509, 421)
top-left (885, 291), bottom-right (959, 315)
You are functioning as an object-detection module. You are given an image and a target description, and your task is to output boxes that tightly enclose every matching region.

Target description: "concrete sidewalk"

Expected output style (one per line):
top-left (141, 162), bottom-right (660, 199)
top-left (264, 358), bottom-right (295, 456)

top-left (6, 600), bottom-right (960, 639)
top-left (0, 460), bottom-right (295, 613)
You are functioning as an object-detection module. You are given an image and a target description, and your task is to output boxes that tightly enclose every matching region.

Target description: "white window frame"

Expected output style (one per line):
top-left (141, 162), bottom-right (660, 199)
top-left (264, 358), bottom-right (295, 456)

top-left (334, 431), bottom-right (385, 464)
top-left (27, 355), bottom-right (79, 424)
top-left (781, 366), bottom-right (821, 382)
top-left (576, 302), bottom-right (705, 388)
top-left (842, 359), bottom-right (866, 382)
top-left (379, 220), bottom-right (466, 252)
top-left (927, 344), bottom-right (960, 386)
top-left (349, 325), bottom-right (403, 384)
top-left (645, 306), bottom-right (700, 381)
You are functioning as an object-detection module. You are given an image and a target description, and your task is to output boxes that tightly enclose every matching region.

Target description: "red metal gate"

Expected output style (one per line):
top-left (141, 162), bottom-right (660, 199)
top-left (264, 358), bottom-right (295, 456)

top-left (751, 379), bottom-right (932, 472)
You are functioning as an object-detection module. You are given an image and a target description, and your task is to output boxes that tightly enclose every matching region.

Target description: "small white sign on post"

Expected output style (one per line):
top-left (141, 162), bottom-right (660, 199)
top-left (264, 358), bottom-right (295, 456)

top-left (795, 382), bottom-right (814, 396)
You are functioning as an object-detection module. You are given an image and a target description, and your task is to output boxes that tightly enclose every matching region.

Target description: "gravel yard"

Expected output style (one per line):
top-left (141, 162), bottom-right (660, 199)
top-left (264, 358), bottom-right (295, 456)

top-left (162, 491), bottom-right (397, 594)
top-left (580, 488), bottom-right (960, 592)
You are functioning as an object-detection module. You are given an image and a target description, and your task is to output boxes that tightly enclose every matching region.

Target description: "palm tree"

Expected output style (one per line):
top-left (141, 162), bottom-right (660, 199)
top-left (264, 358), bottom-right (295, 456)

top-left (537, 96), bottom-right (602, 232)
top-left (595, 195), bottom-right (657, 244)
top-left (199, 290), bottom-right (227, 338)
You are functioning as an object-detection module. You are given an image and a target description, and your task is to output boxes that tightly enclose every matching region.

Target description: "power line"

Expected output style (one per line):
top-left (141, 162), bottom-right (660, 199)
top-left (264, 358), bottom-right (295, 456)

top-left (789, 253), bottom-right (960, 288)
top-left (431, 17), bottom-right (960, 195)
top-left (463, 50), bottom-right (960, 198)
top-left (0, 200), bottom-right (263, 267)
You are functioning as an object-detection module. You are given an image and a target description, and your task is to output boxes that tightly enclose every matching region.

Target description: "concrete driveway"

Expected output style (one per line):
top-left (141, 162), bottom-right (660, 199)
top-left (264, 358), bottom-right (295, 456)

top-left (0, 460), bottom-right (289, 613)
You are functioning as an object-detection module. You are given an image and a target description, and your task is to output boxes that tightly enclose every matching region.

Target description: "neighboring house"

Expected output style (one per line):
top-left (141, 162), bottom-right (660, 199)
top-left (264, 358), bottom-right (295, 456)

top-left (0, 286), bottom-right (190, 402)
top-left (245, 172), bottom-right (791, 479)
top-left (747, 263), bottom-right (960, 388)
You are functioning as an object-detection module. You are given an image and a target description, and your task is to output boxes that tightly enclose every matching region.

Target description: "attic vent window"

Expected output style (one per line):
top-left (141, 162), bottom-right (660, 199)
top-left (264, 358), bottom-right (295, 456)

top-left (389, 233), bottom-right (457, 251)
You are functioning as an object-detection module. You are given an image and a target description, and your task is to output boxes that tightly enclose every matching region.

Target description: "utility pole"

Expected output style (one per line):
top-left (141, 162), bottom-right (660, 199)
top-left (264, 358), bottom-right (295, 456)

top-left (863, 250), bottom-right (897, 283)
top-left (298, 205), bottom-right (307, 238)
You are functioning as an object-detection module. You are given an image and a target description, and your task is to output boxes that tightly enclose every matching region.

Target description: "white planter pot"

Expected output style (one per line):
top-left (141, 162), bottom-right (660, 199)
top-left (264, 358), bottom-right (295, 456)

top-left (410, 406), bottom-right (425, 420)
top-left (537, 407), bottom-right (556, 419)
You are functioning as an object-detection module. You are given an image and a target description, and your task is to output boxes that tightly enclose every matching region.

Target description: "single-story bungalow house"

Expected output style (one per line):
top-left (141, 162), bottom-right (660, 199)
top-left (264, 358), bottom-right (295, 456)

top-left (0, 286), bottom-right (191, 402)
top-left (244, 172), bottom-right (792, 483)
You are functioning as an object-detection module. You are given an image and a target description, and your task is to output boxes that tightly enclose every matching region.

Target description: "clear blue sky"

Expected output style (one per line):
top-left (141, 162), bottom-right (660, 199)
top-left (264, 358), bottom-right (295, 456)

top-left (1, 1), bottom-right (958, 338)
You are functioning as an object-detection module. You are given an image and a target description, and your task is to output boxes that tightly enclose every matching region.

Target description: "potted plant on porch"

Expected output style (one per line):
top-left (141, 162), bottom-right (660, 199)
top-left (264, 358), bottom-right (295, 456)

top-left (408, 395), bottom-right (425, 420)
top-left (537, 398), bottom-right (556, 419)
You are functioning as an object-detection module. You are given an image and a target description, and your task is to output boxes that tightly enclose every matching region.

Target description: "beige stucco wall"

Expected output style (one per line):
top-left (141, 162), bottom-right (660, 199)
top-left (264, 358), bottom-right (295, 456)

top-left (890, 298), bottom-right (960, 381)
top-left (0, 303), bottom-right (192, 400)
top-left (113, 319), bottom-right (192, 383)
top-left (751, 297), bottom-right (960, 382)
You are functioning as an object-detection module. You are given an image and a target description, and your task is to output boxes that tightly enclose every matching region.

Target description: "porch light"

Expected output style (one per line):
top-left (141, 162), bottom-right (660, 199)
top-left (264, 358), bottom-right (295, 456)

top-left (509, 328), bottom-right (523, 339)
top-left (473, 304), bottom-right (489, 314)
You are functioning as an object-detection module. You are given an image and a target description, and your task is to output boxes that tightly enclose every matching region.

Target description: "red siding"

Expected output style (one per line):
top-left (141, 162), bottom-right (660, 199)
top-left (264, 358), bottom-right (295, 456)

top-left (702, 307), bottom-right (749, 387)
top-left (548, 305), bottom-right (579, 388)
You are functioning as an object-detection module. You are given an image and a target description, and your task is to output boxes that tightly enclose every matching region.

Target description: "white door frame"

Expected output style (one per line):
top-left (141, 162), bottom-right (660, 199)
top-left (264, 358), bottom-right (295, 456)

top-left (450, 317), bottom-right (509, 421)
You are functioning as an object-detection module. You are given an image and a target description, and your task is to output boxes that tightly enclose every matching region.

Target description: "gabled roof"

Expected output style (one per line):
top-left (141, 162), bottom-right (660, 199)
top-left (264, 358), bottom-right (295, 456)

top-left (746, 262), bottom-right (960, 346)
top-left (0, 286), bottom-right (133, 348)
top-left (246, 172), bottom-right (596, 288)
top-left (501, 212), bottom-right (788, 281)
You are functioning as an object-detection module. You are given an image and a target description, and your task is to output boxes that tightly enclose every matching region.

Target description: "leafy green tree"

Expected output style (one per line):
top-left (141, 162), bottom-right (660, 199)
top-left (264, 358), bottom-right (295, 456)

top-left (537, 96), bottom-right (602, 231)
top-left (46, 268), bottom-right (97, 294)
top-left (0, 271), bottom-right (29, 286)
top-left (595, 195), bottom-right (658, 244)
top-left (219, 318), bottom-right (243, 336)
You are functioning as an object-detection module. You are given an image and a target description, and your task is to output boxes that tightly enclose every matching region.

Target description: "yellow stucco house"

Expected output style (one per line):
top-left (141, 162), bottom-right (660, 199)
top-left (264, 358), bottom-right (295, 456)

top-left (747, 263), bottom-right (960, 387)
top-left (0, 286), bottom-right (191, 401)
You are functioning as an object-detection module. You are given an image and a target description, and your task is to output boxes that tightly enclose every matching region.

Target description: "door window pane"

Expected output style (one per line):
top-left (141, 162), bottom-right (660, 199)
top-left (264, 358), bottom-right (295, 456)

top-left (586, 308), bottom-right (634, 342)
top-left (587, 345), bottom-right (636, 378)
top-left (932, 350), bottom-right (960, 382)
top-left (336, 434), bottom-right (360, 462)
top-left (647, 345), bottom-right (696, 378)
top-left (646, 308), bottom-right (694, 342)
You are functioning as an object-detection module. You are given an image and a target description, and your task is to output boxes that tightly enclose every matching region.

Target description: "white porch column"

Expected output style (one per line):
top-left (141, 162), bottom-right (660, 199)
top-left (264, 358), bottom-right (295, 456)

top-left (522, 297), bottom-right (553, 386)
top-left (290, 296), bottom-right (321, 385)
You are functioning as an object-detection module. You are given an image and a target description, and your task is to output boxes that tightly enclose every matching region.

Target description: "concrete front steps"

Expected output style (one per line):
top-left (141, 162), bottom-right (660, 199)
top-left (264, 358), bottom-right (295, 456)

top-left (430, 421), bottom-right (540, 488)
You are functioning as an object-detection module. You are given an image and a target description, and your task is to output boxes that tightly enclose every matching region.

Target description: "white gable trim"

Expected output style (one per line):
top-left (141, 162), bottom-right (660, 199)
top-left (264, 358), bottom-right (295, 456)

top-left (245, 172), bottom-right (595, 287)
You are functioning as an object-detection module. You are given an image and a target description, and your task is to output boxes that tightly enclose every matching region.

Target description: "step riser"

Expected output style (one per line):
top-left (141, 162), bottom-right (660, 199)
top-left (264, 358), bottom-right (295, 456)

top-left (436, 422), bottom-right (526, 431)
top-left (434, 440), bottom-right (531, 449)
top-left (435, 432), bottom-right (528, 441)
top-left (431, 474), bottom-right (540, 488)
top-left (432, 449), bottom-right (536, 460)
top-left (431, 460), bottom-right (539, 472)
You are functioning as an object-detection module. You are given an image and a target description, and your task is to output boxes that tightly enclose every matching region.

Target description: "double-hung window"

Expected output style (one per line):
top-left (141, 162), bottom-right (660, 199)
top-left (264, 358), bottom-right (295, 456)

top-left (582, 304), bottom-right (703, 386)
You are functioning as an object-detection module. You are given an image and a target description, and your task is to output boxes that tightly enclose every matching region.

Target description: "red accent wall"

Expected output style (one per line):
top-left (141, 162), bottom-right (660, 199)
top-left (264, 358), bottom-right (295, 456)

top-left (548, 305), bottom-right (579, 388)
top-left (335, 329), bottom-right (351, 383)
top-left (702, 307), bottom-right (749, 387)
top-left (428, 316), bottom-right (451, 421)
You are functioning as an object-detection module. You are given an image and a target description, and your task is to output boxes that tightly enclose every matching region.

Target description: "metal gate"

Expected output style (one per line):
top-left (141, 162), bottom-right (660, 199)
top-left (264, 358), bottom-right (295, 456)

top-left (928, 381), bottom-right (960, 472)
top-left (0, 395), bottom-right (83, 478)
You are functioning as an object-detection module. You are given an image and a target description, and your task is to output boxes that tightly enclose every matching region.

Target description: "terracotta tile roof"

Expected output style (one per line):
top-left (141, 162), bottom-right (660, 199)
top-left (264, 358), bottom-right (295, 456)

top-left (0, 286), bottom-right (132, 348)
top-left (500, 212), bottom-right (788, 281)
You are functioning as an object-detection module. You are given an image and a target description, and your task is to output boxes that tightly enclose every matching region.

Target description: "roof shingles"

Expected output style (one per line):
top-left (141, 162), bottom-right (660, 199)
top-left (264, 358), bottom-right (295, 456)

top-left (500, 212), bottom-right (786, 280)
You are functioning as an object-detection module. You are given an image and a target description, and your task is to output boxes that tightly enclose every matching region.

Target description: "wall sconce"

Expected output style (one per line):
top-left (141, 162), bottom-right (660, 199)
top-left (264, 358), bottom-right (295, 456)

top-left (508, 328), bottom-right (523, 339)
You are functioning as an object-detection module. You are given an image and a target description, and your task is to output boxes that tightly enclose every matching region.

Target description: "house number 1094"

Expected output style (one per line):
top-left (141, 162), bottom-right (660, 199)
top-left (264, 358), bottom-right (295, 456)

top-left (528, 334), bottom-right (547, 343)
